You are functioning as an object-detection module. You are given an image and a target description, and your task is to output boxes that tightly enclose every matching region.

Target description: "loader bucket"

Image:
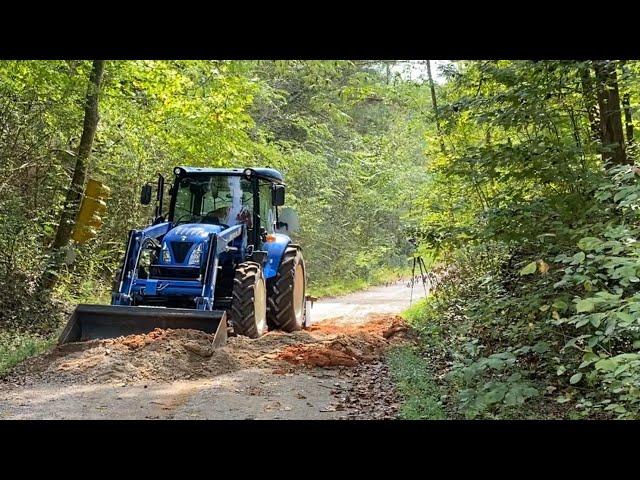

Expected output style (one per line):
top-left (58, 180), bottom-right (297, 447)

top-left (58, 304), bottom-right (228, 347)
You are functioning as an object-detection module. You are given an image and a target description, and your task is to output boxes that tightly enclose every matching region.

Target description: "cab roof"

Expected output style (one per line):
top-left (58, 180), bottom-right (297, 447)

top-left (174, 167), bottom-right (284, 184)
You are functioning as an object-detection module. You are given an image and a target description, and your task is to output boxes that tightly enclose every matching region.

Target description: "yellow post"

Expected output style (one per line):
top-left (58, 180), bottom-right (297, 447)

top-left (71, 179), bottom-right (111, 244)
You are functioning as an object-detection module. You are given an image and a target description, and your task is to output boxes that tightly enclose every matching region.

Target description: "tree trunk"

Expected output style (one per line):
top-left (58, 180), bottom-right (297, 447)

top-left (579, 63), bottom-right (601, 143)
top-left (41, 60), bottom-right (105, 290)
top-left (426, 60), bottom-right (446, 154)
top-left (623, 92), bottom-right (634, 148)
top-left (593, 60), bottom-right (628, 165)
top-left (620, 61), bottom-right (634, 149)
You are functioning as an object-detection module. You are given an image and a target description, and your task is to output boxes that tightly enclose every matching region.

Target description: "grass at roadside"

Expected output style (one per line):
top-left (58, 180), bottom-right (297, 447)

top-left (0, 330), bottom-right (56, 376)
top-left (387, 297), bottom-right (452, 420)
top-left (308, 278), bottom-right (370, 298)
top-left (308, 268), bottom-right (408, 298)
top-left (387, 345), bottom-right (446, 419)
top-left (401, 298), bottom-right (430, 324)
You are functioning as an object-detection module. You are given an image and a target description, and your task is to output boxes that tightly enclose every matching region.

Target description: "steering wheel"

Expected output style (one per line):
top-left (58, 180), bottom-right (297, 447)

top-left (175, 213), bottom-right (197, 224)
top-left (201, 210), bottom-right (229, 229)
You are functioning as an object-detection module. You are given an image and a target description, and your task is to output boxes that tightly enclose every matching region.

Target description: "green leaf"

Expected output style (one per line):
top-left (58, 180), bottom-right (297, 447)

top-left (504, 384), bottom-right (538, 406)
top-left (532, 341), bottom-right (550, 353)
top-left (483, 384), bottom-right (508, 404)
top-left (569, 373), bottom-right (583, 384)
top-left (552, 299), bottom-right (568, 311)
top-left (589, 314), bottom-right (603, 327)
top-left (576, 299), bottom-right (595, 313)
top-left (616, 311), bottom-right (633, 324)
top-left (595, 358), bottom-right (616, 371)
top-left (520, 261), bottom-right (537, 276)
top-left (577, 237), bottom-right (602, 251)
top-left (571, 251), bottom-right (586, 264)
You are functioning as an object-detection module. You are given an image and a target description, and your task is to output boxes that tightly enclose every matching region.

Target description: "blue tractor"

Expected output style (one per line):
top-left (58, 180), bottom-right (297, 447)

top-left (59, 166), bottom-right (307, 346)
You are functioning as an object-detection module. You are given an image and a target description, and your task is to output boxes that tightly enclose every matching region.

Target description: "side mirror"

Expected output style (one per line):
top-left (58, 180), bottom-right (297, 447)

top-left (140, 184), bottom-right (152, 205)
top-left (272, 184), bottom-right (285, 206)
top-left (276, 207), bottom-right (299, 234)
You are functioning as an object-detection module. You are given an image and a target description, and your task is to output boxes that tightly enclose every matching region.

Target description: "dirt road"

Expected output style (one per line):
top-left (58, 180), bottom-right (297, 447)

top-left (309, 282), bottom-right (426, 324)
top-left (0, 281), bottom-right (427, 420)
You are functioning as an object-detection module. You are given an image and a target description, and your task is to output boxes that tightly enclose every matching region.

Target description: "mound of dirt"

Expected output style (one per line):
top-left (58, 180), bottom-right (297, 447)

top-left (277, 333), bottom-right (385, 367)
top-left (6, 328), bottom-right (242, 386)
top-left (3, 314), bottom-right (413, 387)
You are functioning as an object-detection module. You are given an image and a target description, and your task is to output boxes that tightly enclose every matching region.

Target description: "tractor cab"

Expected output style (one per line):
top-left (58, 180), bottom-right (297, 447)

top-left (165, 167), bottom-right (286, 252)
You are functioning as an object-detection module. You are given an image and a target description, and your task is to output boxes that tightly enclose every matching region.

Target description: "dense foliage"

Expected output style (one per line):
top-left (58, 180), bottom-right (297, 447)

top-left (405, 60), bottom-right (640, 419)
top-left (0, 60), bottom-right (428, 338)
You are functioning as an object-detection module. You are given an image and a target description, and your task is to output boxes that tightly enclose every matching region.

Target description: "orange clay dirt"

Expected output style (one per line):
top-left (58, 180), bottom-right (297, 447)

top-left (276, 314), bottom-right (411, 368)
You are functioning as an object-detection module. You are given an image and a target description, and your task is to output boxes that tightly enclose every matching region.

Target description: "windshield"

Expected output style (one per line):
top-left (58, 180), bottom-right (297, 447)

top-left (172, 175), bottom-right (254, 227)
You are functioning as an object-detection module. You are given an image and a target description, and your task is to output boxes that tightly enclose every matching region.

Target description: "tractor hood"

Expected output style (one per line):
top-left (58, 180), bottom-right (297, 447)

top-left (161, 223), bottom-right (226, 265)
top-left (165, 223), bottom-right (226, 243)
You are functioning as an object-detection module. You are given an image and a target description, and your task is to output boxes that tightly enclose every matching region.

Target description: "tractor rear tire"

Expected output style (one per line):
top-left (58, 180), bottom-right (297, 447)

top-left (230, 262), bottom-right (268, 339)
top-left (267, 246), bottom-right (306, 332)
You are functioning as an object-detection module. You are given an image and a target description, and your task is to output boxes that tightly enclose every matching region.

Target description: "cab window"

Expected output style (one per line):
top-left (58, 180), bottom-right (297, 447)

top-left (259, 181), bottom-right (275, 233)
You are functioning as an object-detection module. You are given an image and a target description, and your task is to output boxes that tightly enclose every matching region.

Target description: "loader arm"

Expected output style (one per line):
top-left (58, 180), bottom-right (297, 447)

top-left (196, 224), bottom-right (243, 310)
top-left (113, 221), bottom-right (172, 306)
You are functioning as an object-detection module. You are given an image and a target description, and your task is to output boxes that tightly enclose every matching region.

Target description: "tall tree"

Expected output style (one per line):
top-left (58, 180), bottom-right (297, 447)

top-left (41, 60), bottom-right (105, 289)
top-left (622, 93), bottom-right (634, 147)
top-left (593, 60), bottom-right (628, 165)
top-left (426, 60), bottom-right (446, 154)
top-left (579, 62), bottom-right (601, 143)
top-left (620, 62), bottom-right (634, 149)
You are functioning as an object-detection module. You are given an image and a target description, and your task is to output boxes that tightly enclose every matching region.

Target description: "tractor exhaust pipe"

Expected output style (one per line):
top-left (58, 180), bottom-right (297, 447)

top-left (58, 304), bottom-right (227, 347)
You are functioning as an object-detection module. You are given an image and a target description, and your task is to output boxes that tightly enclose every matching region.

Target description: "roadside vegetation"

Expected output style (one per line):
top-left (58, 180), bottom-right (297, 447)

top-left (392, 60), bottom-right (640, 419)
top-left (0, 332), bottom-right (55, 376)
top-left (387, 346), bottom-right (446, 419)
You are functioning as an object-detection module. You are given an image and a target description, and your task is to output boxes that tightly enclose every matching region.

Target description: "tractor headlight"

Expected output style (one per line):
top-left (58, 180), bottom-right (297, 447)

top-left (188, 243), bottom-right (203, 266)
top-left (161, 244), bottom-right (172, 263)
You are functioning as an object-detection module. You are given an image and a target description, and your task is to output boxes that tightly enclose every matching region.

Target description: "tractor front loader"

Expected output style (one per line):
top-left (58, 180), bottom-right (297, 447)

top-left (59, 167), bottom-right (308, 346)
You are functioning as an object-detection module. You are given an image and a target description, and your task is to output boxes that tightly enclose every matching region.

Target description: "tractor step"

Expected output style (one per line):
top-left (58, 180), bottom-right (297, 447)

top-left (58, 304), bottom-right (227, 347)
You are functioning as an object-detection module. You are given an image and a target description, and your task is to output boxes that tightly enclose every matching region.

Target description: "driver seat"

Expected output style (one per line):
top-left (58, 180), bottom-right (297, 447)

top-left (205, 206), bottom-right (230, 224)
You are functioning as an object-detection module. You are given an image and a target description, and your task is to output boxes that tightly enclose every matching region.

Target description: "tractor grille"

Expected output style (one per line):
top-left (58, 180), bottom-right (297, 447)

top-left (150, 266), bottom-right (200, 280)
top-left (171, 241), bottom-right (193, 263)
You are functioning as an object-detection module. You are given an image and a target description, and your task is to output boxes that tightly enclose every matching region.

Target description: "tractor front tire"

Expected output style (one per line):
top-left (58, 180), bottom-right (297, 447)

top-left (230, 262), bottom-right (268, 339)
top-left (267, 246), bottom-right (306, 332)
